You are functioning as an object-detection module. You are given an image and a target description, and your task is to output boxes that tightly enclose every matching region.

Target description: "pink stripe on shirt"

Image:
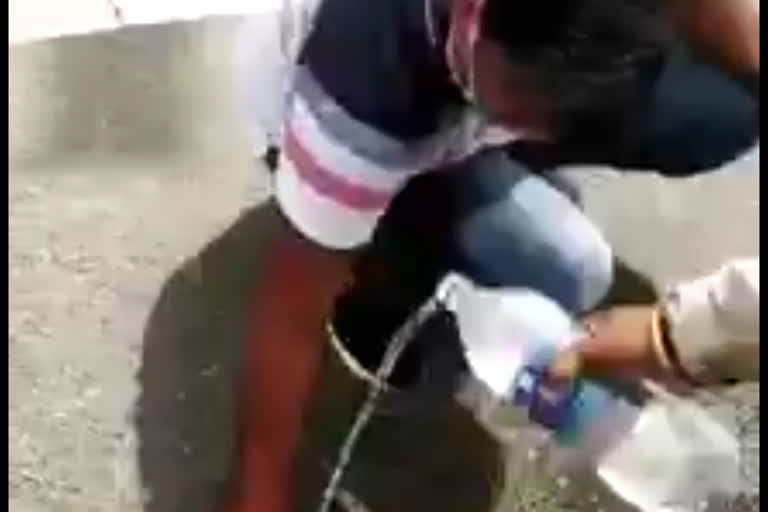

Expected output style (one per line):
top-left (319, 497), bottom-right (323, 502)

top-left (283, 125), bottom-right (394, 211)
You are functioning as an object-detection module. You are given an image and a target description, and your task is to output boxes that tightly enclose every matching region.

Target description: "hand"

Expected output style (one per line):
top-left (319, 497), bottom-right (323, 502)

top-left (549, 305), bottom-right (665, 382)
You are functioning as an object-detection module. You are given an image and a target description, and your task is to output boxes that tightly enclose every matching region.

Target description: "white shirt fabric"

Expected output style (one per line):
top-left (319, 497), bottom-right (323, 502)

top-left (663, 258), bottom-right (760, 382)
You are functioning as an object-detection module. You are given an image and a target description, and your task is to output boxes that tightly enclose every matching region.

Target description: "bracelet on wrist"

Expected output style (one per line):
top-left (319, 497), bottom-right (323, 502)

top-left (650, 306), bottom-right (698, 385)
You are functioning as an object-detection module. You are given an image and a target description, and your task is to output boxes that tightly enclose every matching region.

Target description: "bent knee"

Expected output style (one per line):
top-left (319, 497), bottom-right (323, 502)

top-left (453, 162), bottom-right (614, 313)
top-left (540, 212), bottom-right (614, 312)
top-left (563, 227), bottom-right (614, 312)
top-left (456, 207), bottom-right (614, 313)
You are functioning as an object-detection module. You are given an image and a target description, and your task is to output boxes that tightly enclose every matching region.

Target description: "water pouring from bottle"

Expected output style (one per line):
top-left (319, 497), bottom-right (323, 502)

top-left (438, 272), bottom-right (741, 511)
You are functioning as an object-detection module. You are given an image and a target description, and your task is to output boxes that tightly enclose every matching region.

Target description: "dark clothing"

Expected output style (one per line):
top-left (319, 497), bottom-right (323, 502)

top-left (302, 0), bottom-right (757, 176)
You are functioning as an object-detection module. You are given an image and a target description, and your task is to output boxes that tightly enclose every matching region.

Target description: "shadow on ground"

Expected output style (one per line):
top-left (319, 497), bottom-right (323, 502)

top-left (136, 203), bottom-right (280, 512)
top-left (135, 192), bottom-right (658, 512)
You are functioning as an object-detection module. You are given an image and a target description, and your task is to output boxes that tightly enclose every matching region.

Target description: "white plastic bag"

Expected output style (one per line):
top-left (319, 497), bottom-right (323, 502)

top-left (597, 383), bottom-right (741, 512)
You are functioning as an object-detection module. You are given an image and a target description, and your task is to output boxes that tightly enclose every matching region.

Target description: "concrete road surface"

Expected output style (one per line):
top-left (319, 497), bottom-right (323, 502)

top-left (8, 15), bottom-right (759, 512)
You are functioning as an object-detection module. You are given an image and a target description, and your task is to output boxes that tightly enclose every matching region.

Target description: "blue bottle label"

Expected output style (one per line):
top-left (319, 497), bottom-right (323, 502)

top-left (510, 365), bottom-right (581, 432)
top-left (509, 366), bottom-right (621, 444)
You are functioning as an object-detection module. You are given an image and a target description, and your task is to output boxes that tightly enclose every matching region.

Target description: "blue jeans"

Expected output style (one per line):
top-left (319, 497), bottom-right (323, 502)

top-left (334, 149), bottom-right (613, 385)
top-left (452, 150), bottom-right (612, 314)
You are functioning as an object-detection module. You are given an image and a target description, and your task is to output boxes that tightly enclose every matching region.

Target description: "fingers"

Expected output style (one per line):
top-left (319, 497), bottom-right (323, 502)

top-left (550, 306), bottom-right (659, 381)
top-left (548, 305), bottom-right (698, 395)
top-left (549, 349), bottom-right (582, 381)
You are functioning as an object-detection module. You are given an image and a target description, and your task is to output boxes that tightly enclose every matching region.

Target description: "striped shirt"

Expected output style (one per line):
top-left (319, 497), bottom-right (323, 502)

top-left (275, 0), bottom-right (522, 249)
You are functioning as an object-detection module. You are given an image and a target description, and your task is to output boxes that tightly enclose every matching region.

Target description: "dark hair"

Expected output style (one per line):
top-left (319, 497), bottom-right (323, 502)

top-left (482, 0), bottom-right (672, 125)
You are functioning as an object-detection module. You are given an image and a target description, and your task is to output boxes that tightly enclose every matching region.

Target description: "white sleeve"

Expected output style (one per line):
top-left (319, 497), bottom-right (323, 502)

top-left (275, 153), bottom-right (395, 250)
top-left (274, 77), bottom-right (420, 250)
top-left (662, 258), bottom-right (760, 382)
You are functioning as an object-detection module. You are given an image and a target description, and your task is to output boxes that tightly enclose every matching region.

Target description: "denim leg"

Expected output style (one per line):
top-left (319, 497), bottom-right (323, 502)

top-left (333, 149), bottom-right (612, 383)
top-left (454, 150), bottom-right (613, 314)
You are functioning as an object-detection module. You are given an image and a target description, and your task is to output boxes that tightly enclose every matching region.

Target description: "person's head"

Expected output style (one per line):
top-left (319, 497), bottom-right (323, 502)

top-left (456, 0), bottom-right (673, 139)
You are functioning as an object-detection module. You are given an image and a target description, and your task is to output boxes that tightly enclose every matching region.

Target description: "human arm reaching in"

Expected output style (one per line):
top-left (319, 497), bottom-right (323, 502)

top-left (553, 259), bottom-right (760, 385)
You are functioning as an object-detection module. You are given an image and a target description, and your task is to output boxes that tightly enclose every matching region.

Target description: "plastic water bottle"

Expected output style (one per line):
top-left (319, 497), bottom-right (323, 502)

top-left (437, 272), bottom-right (638, 453)
top-left (437, 273), bottom-right (741, 510)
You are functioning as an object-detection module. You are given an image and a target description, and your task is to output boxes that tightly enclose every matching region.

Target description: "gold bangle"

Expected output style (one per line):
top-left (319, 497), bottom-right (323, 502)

top-left (650, 306), bottom-right (674, 373)
top-left (650, 306), bottom-right (700, 385)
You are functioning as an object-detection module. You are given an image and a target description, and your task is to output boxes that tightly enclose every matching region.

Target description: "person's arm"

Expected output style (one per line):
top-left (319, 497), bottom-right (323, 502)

top-left (227, 2), bottom-right (448, 507)
top-left (552, 259), bottom-right (760, 385)
top-left (228, 148), bottom-right (406, 512)
top-left (228, 135), bottom-right (408, 512)
top-left (228, 33), bottom-right (423, 512)
top-left (668, 0), bottom-right (759, 75)
top-left (228, 205), bottom-right (353, 512)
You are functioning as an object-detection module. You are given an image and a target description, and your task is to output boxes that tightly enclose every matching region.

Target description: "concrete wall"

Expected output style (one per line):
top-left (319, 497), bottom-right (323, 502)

top-left (9, 0), bottom-right (281, 44)
top-left (10, 17), bottom-right (255, 171)
top-left (9, 19), bottom-right (278, 511)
